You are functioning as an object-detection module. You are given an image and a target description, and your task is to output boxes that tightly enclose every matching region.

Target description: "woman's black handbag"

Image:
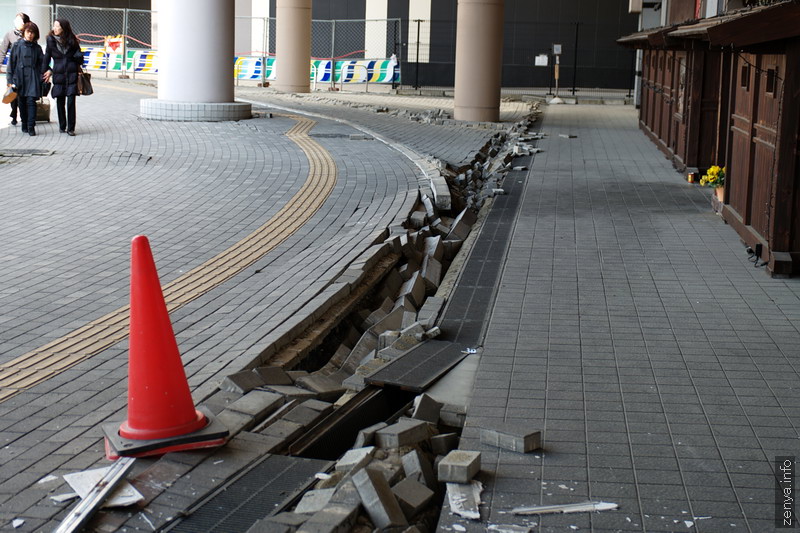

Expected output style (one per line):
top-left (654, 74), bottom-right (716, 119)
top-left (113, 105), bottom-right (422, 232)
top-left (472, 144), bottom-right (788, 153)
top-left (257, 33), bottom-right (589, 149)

top-left (77, 70), bottom-right (93, 96)
top-left (41, 81), bottom-right (52, 98)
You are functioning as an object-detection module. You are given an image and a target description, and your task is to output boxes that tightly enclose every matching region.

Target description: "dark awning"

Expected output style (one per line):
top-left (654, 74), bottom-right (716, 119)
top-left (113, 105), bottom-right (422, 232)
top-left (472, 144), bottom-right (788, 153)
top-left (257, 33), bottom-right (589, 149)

top-left (617, 27), bottom-right (665, 48)
top-left (707, 1), bottom-right (800, 47)
top-left (667, 14), bottom-right (737, 39)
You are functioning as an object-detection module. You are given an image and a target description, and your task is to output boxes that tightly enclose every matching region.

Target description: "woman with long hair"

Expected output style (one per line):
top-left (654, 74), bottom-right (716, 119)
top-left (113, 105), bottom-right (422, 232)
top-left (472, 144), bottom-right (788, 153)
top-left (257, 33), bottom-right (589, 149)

top-left (6, 21), bottom-right (43, 135)
top-left (43, 18), bottom-right (82, 135)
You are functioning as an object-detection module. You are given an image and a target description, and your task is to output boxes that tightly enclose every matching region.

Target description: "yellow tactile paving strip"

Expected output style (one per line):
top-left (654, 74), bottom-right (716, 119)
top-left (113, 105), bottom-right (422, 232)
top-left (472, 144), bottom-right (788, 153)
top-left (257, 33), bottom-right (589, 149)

top-left (0, 115), bottom-right (337, 403)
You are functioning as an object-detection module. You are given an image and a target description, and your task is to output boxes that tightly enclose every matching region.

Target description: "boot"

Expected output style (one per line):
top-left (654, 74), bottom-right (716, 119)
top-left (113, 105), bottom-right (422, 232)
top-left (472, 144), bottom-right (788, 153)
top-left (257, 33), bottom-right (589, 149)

top-left (28, 126), bottom-right (36, 136)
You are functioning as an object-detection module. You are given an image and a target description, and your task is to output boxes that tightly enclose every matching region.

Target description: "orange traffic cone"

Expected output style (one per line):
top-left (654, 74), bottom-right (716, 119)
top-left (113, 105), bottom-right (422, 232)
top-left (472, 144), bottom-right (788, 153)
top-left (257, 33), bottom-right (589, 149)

top-left (103, 235), bottom-right (228, 459)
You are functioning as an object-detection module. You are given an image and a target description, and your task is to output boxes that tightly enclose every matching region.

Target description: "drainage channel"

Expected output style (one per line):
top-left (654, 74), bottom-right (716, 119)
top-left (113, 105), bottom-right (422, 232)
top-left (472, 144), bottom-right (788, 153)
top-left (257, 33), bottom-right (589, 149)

top-left (145, 110), bottom-right (541, 533)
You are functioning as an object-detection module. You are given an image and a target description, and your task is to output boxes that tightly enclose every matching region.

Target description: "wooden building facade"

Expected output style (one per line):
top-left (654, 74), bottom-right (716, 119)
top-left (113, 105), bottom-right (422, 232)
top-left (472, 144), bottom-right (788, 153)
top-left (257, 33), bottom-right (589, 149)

top-left (619, 1), bottom-right (800, 276)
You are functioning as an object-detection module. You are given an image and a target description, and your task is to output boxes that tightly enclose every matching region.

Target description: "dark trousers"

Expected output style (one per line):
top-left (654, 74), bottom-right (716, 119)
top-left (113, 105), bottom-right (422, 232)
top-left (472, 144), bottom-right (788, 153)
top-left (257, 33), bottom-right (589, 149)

top-left (18, 96), bottom-right (37, 130)
top-left (56, 95), bottom-right (76, 132)
top-left (9, 97), bottom-right (18, 119)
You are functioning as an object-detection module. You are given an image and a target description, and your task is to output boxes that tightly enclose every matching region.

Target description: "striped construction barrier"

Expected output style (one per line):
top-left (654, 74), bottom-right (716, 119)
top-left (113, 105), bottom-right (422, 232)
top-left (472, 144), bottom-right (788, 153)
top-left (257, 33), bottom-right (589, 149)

top-left (72, 48), bottom-right (399, 83)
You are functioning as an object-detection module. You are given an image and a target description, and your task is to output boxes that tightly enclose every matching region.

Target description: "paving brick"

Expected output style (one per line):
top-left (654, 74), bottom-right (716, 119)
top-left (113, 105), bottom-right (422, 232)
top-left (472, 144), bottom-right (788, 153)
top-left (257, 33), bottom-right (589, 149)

top-left (261, 385), bottom-right (318, 400)
top-left (227, 390), bottom-right (285, 420)
top-left (352, 467), bottom-right (407, 529)
top-left (430, 432), bottom-right (459, 455)
top-left (479, 423), bottom-right (541, 453)
top-left (354, 422), bottom-right (388, 448)
top-left (412, 393), bottom-right (443, 424)
top-left (253, 366), bottom-right (294, 386)
top-left (391, 478), bottom-right (435, 519)
top-left (282, 404), bottom-right (327, 428)
top-left (217, 408), bottom-right (255, 436)
top-left (375, 418), bottom-right (430, 448)
top-left (219, 371), bottom-right (265, 394)
top-left (335, 446), bottom-right (375, 473)
top-left (298, 503), bottom-right (360, 533)
top-left (294, 374), bottom-right (345, 402)
top-left (397, 272), bottom-right (426, 310)
top-left (401, 449), bottom-right (437, 489)
top-left (438, 450), bottom-right (481, 483)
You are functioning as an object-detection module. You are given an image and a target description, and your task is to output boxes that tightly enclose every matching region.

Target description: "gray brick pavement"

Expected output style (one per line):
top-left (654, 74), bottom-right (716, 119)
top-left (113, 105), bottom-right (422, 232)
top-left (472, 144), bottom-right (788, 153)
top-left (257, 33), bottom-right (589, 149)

top-left (443, 105), bottom-right (800, 532)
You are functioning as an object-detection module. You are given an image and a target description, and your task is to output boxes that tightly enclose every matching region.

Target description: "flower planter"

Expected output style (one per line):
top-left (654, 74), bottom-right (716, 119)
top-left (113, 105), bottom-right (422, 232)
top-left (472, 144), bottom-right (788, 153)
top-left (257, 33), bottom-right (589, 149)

top-left (715, 187), bottom-right (724, 202)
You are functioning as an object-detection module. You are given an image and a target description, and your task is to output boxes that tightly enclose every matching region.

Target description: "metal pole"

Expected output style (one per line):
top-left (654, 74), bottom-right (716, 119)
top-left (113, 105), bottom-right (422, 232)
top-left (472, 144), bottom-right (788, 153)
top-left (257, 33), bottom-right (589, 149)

top-left (330, 20), bottom-right (336, 90)
top-left (628, 50), bottom-right (635, 98)
top-left (415, 19), bottom-right (420, 89)
top-left (262, 17), bottom-right (267, 87)
top-left (120, 9), bottom-right (129, 79)
top-left (571, 22), bottom-right (579, 95)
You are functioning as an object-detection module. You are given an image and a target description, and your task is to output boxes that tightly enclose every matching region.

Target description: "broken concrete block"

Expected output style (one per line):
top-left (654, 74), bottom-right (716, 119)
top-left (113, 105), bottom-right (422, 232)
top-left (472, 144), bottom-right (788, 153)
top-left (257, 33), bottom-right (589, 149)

top-left (302, 399), bottom-right (333, 416)
top-left (219, 370), bottom-right (265, 394)
top-left (203, 390), bottom-right (241, 414)
top-left (401, 449), bottom-right (436, 489)
top-left (409, 211), bottom-right (426, 229)
top-left (442, 239), bottom-right (463, 261)
top-left (391, 478), bottom-right (435, 519)
top-left (480, 424), bottom-right (542, 453)
top-left (295, 488), bottom-right (336, 514)
top-left (380, 269), bottom-right (404, 298)
top-left (378, 331), bottom-right (401, 350)
top-left (329, 476), bottom-right (361, 506)
top-left (393, 294), bottom-right (418, 313)
top-left (283, 404), bottom-right (326, 428)
top-left (227, 390), bottom-right (285, 420)
top-left (416, 297), bottom-right (445, 329)
top-left (300, 503), bottom-right (360, 533)
top-left (397, 260), bottom-right (420, 281)
top-left (438, 450), bottom-right (481, 483)
top-left (253, 366), bottom-right (293, 386)
top-left (354, 422), bottom-right (388, 448)
top-left (217, 409), bottom-right (254, 436)
top-left (259, 419), bottom-right (304, 443)
top-left (430, 433), bottom-right (459, 455)
top-left (261, 385), bottom-right (318, 400)
top-left (397, 272), bottom-right (426, 310)
top-left (423, 236), bottom-right (444, 262)
top-left (420, 255), bottom-right (442, 292)
top-left (328, 344), bottom-right (353, 369)
top-left (421, 194), bottom-right (436, 218)
top-left (352, 467), bottom-right (408, 529)
top-left (445, 208), bottom-right (477, 241)
top-left (376, 419), bottom-right (430, 448)
top-left (295, 373), bottom-right (346, 402)
top-left (335, 446), bottom-right (376, 473)
top-left (253, 512), bottom-right (308, 532)
top-left (412, 394), bottom-right (443, 424)
top-left (369, 459), bottom-right (403, 486)
top-left (287, 370), bottom-right (309, 382)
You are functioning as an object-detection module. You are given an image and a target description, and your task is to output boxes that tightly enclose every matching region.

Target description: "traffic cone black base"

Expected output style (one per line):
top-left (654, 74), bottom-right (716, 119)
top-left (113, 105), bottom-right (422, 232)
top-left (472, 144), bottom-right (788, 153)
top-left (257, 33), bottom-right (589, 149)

top-left (102, 406), bottom-right (229, 460)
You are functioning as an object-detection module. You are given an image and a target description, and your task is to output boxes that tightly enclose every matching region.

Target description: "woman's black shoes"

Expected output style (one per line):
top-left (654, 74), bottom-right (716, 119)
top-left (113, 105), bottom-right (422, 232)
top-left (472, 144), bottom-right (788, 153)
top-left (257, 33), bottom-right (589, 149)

top-left (67, 131), bottom-right (75, 136)
top-left (28, 128), bottom-right (36, 136)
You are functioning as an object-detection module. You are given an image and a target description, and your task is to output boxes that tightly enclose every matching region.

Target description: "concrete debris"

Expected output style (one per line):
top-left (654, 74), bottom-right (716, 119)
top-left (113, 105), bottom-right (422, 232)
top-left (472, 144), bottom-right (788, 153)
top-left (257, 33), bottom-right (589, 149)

top-left (11, 519), bottom-right (24, 528)
top-left (438, 450), bottom-right (481, 483)
top-left (63, 466), bottom-right (144, 508)
top-left (50, 493), bottom-right (80, 503)
top-left (446, 481), bottom-right (483, 520)
top-left (512, 501), bottom-right (618, 515)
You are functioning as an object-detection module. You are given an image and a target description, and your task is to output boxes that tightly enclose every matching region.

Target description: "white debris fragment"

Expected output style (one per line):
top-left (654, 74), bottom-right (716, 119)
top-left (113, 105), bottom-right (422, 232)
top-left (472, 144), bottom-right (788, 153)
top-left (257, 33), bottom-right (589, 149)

top-left (452, 525), bottom-right (466, 532)
top-left (447, 481), bottom-right (483, 520)
top-left (314, 472), bottom-right (332, 480)
top-left (63, 466), bottom-right (144, 508)
top-left (512, 501), bottom-right (618, 515)
top-left (558, 484), bottom-right (569, 490)
top-left (50, 493), bottom-right (79, 503)
top-left (37, 474), bottom-right (59, 484)
top-left (684, 521), bottom-right (694, 528)
top-left (694, 516), bottom-right (711, 520)
top-left (461, 348), bottom-right (477, 354)
top-left (213, 460), bottom-right (224, 465)
top-left (12, 519), bottom-right (24, 528)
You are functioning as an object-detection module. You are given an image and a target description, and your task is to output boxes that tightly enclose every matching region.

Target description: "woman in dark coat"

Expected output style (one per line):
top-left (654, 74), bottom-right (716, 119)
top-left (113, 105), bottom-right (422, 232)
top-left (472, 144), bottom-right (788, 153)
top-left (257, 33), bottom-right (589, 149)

top-left (6, 21), bottom-right (43, 136)
top-left (43, 18), bottom-right (82, 135)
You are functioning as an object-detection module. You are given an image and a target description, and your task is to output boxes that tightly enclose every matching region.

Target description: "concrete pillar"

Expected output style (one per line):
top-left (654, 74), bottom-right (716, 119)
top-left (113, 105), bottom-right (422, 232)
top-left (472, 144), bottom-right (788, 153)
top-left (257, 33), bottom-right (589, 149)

top-left (140, 0), bottom-right (250, 121)
top-left (17, 2), bottom-right (51, 34)
top-left (453, 0), bottom-right (504, 123)
top-left (274, 0), bottom-right (311, 93)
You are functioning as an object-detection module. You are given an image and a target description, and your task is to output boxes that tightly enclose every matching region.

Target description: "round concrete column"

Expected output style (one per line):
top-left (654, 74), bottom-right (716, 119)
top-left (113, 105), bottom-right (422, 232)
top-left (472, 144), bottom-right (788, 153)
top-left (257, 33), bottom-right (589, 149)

top-left (454, 0), bottom-right (504, 122)
top-left (274, 0), bottom-right (311, 93)
top-left (140, 0), bottom-right (250, 121)
top-left (17, 2), bottom-right (51, 33)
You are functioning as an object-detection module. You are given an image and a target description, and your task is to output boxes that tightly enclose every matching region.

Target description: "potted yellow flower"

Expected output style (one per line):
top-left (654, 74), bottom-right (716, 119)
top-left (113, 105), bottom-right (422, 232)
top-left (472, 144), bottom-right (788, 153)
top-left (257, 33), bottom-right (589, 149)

top-left (700, 165), bottom-right (726, 202)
